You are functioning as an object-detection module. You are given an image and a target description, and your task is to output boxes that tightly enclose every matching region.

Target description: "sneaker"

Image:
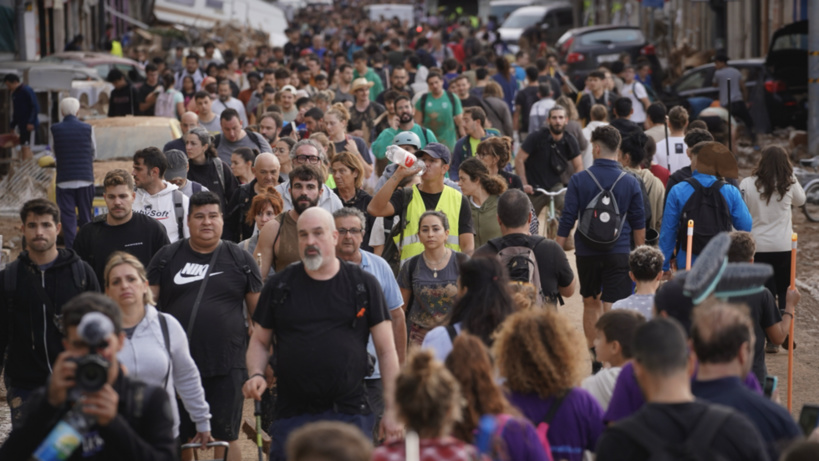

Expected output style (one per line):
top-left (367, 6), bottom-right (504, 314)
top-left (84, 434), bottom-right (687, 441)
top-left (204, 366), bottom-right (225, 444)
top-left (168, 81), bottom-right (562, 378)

top-left (765, 342), bottom-right (780, 354)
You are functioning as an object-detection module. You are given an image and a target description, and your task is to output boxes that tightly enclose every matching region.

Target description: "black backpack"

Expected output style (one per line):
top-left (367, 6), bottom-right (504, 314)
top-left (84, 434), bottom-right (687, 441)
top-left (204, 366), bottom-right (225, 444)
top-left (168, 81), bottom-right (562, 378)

top-left (577, 170), bottom-right (628, 251)
top-left (609, 405), bottom-right (733, 461)
top-left (676, 178), bottom-right (732, 255)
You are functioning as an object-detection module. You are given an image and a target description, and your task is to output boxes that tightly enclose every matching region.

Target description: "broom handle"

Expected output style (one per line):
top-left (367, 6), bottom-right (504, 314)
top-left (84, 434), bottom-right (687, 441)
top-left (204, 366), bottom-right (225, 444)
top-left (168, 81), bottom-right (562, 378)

top-left (685, 220), bottom-right (693, 270)
top-left (787, 233), bottom-right (797, 411)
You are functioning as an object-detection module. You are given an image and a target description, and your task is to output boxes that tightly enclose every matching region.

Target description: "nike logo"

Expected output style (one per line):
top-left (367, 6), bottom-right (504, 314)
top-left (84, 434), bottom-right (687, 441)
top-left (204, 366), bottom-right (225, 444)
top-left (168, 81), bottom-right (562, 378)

top-left (173, 262), bottom-right (224, 285)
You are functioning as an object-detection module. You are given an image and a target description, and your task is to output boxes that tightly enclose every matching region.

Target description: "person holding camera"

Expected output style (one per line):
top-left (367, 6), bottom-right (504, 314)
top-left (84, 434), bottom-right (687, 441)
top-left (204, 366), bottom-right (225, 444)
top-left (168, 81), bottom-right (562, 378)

top-left (0, 292), bottom-right (176, 461)
top-left (0, 199), bottom-right (99, 430)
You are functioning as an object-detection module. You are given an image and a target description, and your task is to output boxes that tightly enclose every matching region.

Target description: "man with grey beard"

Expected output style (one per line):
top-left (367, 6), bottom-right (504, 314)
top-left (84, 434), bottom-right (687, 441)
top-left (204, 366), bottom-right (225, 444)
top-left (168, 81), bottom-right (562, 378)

top-left (245, 207), bottom-right (403, 461)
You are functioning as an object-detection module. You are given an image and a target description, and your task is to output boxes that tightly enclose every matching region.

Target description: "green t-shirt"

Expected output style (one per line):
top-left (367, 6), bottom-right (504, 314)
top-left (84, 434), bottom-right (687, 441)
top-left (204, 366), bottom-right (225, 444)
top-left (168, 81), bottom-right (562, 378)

top-left (415, 92), bottom-right (463, 152)
top-left (353, 67), bottom-right (384, 102)
top-left (370, 123), bottom-right (438, 159)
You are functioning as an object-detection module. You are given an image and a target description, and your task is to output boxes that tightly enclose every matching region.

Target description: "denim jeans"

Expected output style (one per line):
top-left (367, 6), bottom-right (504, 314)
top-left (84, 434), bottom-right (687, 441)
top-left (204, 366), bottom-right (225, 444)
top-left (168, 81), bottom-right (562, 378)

top-left (268, 410), bottom-right (374, 461)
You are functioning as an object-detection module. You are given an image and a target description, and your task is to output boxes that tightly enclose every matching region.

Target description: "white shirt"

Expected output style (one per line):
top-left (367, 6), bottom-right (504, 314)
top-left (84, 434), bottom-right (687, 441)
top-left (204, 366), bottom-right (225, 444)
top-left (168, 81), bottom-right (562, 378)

top-left (739, 175), bottom-right (806, 252)
top-left (653, 135), bottom-right (689, 174)
top-left (581, 121), bottom-right (608, 169)
top-left (621, 80), bottom-right (648, 123)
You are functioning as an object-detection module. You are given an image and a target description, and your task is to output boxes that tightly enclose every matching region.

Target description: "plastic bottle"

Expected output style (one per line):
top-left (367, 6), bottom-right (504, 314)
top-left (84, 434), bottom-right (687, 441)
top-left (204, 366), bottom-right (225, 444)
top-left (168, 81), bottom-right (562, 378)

top-left (385, 145), bottom-right (417, 168)
top-left (31, 403), bottom-right (94, 461)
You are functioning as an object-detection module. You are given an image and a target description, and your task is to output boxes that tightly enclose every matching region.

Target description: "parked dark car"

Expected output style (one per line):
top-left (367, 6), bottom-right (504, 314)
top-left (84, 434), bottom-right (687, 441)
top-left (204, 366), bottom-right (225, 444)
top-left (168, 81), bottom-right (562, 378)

top-left (659, 59), bottom-right (775, 133)
top-left (555, 25), bottom-right (661, 83)
top-left (764, 20), bottom-right (807, 129)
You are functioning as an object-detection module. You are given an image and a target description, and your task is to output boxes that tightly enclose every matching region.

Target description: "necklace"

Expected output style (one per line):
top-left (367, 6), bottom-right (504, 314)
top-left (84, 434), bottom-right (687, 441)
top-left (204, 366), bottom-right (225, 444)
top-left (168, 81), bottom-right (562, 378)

top-left (423, 249), bottom-right (449, 278)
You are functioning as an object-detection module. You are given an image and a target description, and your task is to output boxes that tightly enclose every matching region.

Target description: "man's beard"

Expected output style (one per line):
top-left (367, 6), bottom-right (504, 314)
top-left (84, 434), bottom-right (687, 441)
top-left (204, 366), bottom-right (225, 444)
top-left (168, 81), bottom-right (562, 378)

top-left (219, 94), bottom-right (230, 102)
top-left (549, 124), bottom-right (564, 135)
top-left (399, 113), bottom-right (413, 124)
top-left (303, 245), bottom-right (323, 271)
top-left (292, 194), bottom-right (319, 214)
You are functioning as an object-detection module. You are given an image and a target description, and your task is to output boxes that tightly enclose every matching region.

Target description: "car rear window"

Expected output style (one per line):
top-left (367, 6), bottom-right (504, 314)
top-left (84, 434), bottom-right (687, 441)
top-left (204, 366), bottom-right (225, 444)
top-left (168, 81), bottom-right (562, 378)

top-left (771, 33), bottom-right (808, 51)
top-left (578, 29), bottom-right (643, 46)
top-left (501, 9), bottom-right (543, 29)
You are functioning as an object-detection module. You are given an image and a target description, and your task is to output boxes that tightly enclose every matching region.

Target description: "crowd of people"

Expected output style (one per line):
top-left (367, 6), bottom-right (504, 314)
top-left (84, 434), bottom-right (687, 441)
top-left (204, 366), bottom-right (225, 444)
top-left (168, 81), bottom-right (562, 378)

top-left (1, 3), bottom-right (817, 461)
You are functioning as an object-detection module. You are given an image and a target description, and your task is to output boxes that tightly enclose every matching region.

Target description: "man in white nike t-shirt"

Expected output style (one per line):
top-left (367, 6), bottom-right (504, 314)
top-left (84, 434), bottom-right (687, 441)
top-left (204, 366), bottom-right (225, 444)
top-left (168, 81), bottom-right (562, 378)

top-left (147, 190), bottom-right (262, 461)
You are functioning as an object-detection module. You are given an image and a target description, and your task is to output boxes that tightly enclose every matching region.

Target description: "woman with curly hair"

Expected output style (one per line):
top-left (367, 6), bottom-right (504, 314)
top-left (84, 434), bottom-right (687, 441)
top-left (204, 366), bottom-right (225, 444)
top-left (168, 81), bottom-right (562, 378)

top-left (422, 257), bottom-right (515, 360)
top-left (739, 145), bottom-right (806, 315)
top-left (445, 333), bottom-right (551, 461)
top-left (494, 309), bottom-right (604, 461)
top-left (373, 350), bottom-right (478, 461)
top-left (458, 158), bottom-right (507, 247)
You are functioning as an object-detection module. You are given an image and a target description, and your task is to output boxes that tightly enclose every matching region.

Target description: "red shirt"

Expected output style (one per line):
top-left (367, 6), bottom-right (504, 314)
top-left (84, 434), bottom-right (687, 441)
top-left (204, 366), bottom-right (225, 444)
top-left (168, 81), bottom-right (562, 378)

top-left (648, 163), bottom-right (670, 187)
top-left (373, 437), bottom-right (481, 461)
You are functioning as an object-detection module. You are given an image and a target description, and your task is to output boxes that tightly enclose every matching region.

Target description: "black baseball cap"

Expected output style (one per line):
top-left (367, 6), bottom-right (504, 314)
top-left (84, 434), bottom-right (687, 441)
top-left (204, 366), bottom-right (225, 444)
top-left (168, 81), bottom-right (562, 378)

top-left (417, 142), bottom-right (451, 164)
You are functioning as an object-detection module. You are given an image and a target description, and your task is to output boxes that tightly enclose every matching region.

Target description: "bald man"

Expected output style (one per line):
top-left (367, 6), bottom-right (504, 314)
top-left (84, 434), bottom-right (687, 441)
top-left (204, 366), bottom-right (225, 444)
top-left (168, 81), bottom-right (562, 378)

top-left (163, 111), bottom-right (201, 153)
top-left (225, 152), bottom-right (281, 242)
top-left (245, 207), bottom-right (403, 461)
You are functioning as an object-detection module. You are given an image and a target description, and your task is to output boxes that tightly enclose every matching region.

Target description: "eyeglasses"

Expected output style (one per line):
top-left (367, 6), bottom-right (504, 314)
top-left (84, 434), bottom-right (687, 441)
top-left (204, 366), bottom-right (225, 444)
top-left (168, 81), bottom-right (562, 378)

top-left (294, 155), bottom-right (321, 164)
top-left (338, 228), bottom-right (363, 235)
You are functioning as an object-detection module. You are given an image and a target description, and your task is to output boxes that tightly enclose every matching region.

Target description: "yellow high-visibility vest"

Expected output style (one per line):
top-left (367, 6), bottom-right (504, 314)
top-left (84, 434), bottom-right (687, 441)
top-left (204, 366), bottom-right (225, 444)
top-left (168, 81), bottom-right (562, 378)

top-left (396, 185), bottom-right (462, 262)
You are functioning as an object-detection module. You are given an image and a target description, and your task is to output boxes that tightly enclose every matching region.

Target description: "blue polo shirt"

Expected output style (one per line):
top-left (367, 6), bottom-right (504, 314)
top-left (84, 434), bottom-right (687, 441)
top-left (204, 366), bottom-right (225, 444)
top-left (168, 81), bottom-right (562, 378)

top-left (692, 376), bottom-right (800, 460)
top-left (558, 158), bottom-right (645, 256)
top-left (359, 250), bottom-right (403, 380)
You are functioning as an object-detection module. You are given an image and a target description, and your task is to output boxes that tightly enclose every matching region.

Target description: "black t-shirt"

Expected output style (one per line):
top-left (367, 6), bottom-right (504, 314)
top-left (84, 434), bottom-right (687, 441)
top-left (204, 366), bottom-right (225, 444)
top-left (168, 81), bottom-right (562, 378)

top-left (514, 86), bottom-right (540, 132)
top-left (74, 212), bottom-right (171, 286)
top-left (609, 118), bottom-right (642, 137)
top-left (537, 75), bottom-right (562, 101)
top-left (475, 234), bottom-right (574, 298)
top-left (188, 157), bottom-right (239, 214)
top-left (458, 95), bottom-right (485, 110)
top-left (577, 91), bottom-right (612, 123)
top-left (498, 169), bottom-right (523, 191)
top-left (253, 261), bottom-right (391, 418)
top-left (388, 187), bottom-right (475, 236)
top-left (596, 401), bottom-right (769, 461)
top-left (333, 188), bottom-right (375, 253)
top-left (728, 289), bottom-right (781, 384)
top-left (147, 241), bottom-right (262, 377)
top-left (136, 82), bottom-right (159, 116)
top-left (520, 129), bottom-right (580, 189)
top-left (108, 84), bottom-right (139, 117)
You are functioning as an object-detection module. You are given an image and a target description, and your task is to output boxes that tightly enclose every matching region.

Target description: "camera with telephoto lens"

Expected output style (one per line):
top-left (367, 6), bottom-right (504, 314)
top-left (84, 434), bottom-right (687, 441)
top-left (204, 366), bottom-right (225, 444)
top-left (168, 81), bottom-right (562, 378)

top-left (71, 312), bottom-right (114, 392)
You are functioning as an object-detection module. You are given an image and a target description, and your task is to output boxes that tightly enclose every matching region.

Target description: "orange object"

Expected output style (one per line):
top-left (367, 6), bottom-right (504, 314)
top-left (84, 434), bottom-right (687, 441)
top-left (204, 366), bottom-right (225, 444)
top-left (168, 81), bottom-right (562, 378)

top-left (787, 233), bottom-right (797, 411)
top-left (356, 308), bottom-right (366, 318)
top-left (685, 220), bottom-right (694, 270)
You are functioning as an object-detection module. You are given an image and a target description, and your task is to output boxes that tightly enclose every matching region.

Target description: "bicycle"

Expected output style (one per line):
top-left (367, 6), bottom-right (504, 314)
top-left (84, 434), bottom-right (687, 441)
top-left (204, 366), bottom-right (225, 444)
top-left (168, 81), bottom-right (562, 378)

top-left (795, 156), bottom-right (819, 222)
top-left (535, 187), bottom-right (568, 240)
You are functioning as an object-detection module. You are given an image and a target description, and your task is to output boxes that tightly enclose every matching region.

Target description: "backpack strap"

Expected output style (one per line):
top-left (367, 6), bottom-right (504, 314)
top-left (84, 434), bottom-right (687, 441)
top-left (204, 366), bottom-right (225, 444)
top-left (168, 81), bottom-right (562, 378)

top-left (396, 187), bottom-right (413, 258)
top-left (420, 92), bottom-right (428, 120)
top-left (348, 263), bottom-right (371, 328)
top-left (191, 181), bottom-right (202, 194)
top-left (542, 392), bottom-right (568, 425)
top-left (248, 132), bottom-right (264, 151)
top-left (3, 259), bottom-right (19, 312)
top-left (405, 253), bottom-right (421, 318)
top-left (70, 259), bottom-right (88, 293)
top-left (171, 189), bottom-right (185, 240)
top-left (446, 91), bottom-right (457, 114)
top-left (155, 240), bottom-right (186, 282)
top-left (586, 169), bottom-right (604, 192)
top-left (213, 133), bottom-right (222, 148)
top-left (213, 157), bottom-right (226, 194)
top-left (158, 313), bottom-right (172, 389)
top-left (684, 404), bottom-right (733, 450)
top-left (445, 324), bottom-right (458, 343)
top-left (224, 241), bottom-right (253, 275)
top-left (608, 415), bottom-right (668, 456)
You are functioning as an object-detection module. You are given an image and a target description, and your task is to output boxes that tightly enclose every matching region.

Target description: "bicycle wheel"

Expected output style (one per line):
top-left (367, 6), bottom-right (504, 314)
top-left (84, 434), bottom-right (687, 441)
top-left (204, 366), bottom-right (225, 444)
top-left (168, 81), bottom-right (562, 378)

top-left (803, 181), bottom-right (819, 223)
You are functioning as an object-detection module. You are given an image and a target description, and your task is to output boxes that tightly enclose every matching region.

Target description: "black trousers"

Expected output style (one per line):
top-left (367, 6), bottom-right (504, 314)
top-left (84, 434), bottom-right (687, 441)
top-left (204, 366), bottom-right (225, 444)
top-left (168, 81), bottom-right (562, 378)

top-left (755, 251), bottom-right (791, 312)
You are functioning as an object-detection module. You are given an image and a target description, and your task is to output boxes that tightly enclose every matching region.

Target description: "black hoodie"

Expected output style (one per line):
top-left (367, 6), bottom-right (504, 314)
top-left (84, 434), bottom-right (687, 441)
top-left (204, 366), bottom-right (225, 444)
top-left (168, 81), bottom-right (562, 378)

top-left (0, 248), bottom-right (99, 389)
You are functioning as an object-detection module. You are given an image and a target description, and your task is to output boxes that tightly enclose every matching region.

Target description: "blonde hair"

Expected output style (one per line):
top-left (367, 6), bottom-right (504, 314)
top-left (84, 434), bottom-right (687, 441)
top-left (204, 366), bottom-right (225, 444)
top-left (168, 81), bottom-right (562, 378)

top-left (395, 350), bottom-right (462, 438)
top-left (309, 132), bottom-right (336, 163)
top-left (331, 151), bottom-right (366, 190)
top-left (325, 102), bottom-right (351, 124)
top-left (493, 309), bottom-right (586, 398)
top-left (104, 251), bottom-right (154, 306)
top-left (483, 81), bottom-right (504, 99)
